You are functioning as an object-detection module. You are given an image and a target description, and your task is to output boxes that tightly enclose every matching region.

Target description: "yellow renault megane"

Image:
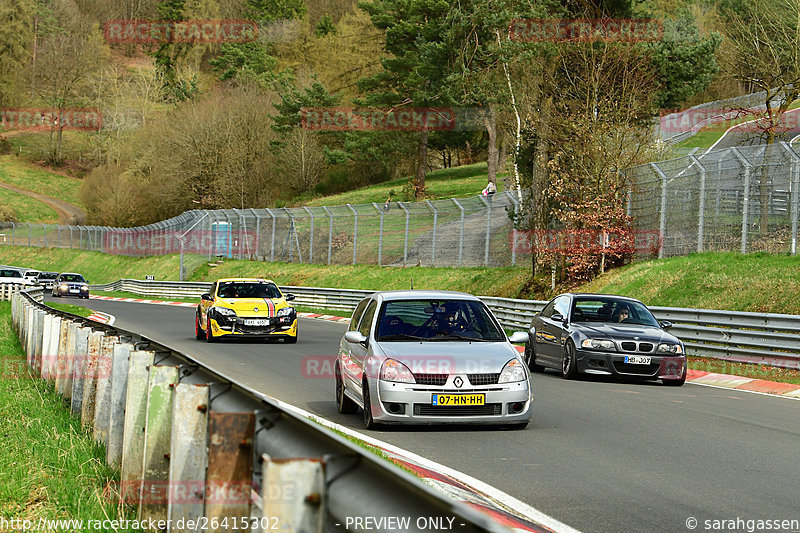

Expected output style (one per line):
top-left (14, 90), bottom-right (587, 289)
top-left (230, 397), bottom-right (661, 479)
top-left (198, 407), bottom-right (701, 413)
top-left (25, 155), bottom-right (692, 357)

top-left (195, 278), bottom-right (298, 343)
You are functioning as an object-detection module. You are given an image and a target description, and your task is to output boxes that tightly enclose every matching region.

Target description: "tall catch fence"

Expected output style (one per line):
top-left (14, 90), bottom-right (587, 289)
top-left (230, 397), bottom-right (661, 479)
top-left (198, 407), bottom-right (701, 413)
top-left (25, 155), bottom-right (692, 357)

top-left (0, 192), bottom-right (526, 269)
top-left (624, 142), bottom-right (800, 257)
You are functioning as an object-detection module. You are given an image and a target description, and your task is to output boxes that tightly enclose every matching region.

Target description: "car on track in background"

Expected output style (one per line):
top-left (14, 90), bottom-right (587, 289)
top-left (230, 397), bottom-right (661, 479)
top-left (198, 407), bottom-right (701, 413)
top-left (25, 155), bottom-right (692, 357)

top-left (335, 290), bottom-right (532, 429)
top-left (196, 278), bottom-right (298, 343)
top-left (23, 270), bottom-right (41, 284)
top-left (524, 293), bottom-right (686, 386)
top-left (35, 271), bottom-right (59, 289)
top-left (52, 273), bottom-right (90, 298)
top-left (0, 268), bottom-right (31, 285)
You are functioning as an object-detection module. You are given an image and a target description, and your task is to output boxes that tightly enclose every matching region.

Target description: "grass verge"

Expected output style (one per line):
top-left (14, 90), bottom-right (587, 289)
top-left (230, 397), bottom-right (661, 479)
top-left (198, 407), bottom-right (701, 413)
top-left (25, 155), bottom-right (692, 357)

top-left (0, 301), bottom-right (137, 526)
top-left (688, 356), bottom-right (800, 385)
top-left (46, 301), bottom-right (93, 318)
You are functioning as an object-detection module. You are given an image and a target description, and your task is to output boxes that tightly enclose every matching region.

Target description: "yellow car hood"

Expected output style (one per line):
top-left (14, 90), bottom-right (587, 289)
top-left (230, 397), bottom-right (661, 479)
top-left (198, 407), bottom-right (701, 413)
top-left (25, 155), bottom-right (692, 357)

top-left (217, 298), bottom-right (289, 317)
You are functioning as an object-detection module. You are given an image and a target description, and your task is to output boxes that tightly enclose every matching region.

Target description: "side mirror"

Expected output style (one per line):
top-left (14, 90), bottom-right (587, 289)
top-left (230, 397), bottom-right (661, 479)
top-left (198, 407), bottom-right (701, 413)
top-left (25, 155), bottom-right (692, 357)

top-left (551, 312), bottom-right (564, 323)
top-left (285, 294), bottom-right (296, 301)
top-left (201, 293), bottom-right (212, 301)
top-left (344, 331), bottom-right (367, 344)
top-left (508, 331), bottom-right (529, 344)
top-left (659, 320), bottom-right (673, 329)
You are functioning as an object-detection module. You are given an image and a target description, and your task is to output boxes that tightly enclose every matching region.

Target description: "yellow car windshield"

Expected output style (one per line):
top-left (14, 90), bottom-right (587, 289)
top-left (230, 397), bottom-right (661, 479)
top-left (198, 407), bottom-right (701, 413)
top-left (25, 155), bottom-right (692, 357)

top-left (218, 282), bottom-right (282, 299)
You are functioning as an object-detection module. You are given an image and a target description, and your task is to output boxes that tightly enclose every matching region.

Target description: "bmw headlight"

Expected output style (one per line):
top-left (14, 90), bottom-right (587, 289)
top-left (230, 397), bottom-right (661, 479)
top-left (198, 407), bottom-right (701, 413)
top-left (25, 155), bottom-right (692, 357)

top-left (214, 307), bottom-right (237, 317)
top-left (581, 339), bottom-right (616, 351)
top-left (380, 359), bottom-right (415, 383)
top-left (498, 359), bottom-right (526, 383)
top-left (657, 343), bottom-right (683, 354)
top-left (81, 285), bottom-right (89, 291)
top-left (60, 284), bottom-right (68, 291)
top-left (277, 307), bottom-right (294, 317)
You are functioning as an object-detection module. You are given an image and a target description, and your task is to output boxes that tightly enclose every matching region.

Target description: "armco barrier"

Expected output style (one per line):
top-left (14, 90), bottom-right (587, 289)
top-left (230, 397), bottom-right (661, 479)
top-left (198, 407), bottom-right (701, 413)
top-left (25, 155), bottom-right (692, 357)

top-left (90, 279), bottom-right (800, 369)
top-left (10, 287), bottom-right (539, 533)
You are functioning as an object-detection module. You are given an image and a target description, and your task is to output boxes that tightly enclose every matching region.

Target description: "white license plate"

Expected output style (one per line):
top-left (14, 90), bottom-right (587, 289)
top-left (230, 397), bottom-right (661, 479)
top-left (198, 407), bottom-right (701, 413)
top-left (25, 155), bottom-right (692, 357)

top-left (624, 355), bottom-right (651, 364)
top-left (244, 319), bottom-right (270, 326)
top-left (69, 289), bottom-right (79, 293)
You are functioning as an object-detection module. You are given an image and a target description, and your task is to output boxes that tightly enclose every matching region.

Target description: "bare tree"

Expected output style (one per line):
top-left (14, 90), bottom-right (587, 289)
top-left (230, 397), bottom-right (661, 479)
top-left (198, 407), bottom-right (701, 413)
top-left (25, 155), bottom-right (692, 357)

top-left (724, 0), bottom-right (800, 230)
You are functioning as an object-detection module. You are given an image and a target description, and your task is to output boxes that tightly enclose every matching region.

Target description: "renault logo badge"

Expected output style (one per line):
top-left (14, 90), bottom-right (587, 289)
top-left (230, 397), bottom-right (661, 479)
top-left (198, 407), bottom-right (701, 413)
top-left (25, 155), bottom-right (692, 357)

top-left (454, 376), bottom-right (463, 388)
top-left (253, 307), bottom-right (259, 312)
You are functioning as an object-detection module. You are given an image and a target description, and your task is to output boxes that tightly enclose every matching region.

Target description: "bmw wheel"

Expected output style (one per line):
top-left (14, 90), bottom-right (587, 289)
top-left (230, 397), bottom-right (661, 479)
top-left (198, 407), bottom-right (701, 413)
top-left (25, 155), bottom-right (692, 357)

top-left (562, 340), bottom-right (578, 379)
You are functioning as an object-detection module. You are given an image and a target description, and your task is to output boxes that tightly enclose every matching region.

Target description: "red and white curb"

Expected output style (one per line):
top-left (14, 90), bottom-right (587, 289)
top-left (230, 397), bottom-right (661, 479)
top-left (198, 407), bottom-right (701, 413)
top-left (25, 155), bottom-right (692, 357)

top-left (90, 295), bottom-right (196, 307)
top-left (87, 310), bottom-right (115, 326)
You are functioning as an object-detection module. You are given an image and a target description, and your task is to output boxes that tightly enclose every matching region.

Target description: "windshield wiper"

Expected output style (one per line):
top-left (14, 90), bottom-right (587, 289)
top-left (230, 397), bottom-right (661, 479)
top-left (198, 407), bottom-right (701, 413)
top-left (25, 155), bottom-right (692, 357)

top-left (427, 333), bottom-right (491, 341)
top-left (377, 334), bottom-right (428, 341)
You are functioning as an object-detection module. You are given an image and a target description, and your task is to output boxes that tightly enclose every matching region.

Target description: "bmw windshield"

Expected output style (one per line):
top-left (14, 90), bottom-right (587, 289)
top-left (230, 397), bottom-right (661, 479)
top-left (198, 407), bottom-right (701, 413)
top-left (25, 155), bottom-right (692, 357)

top-left (571, 297), bottom-right (660, 327)
top-left (376, 299), bottom-right (505, 341)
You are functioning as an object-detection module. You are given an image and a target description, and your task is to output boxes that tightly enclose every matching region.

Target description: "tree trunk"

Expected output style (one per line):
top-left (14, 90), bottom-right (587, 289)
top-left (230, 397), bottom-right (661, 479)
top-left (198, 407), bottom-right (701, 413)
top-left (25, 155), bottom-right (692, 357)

top-left (30, 17), bottom-right (38, 98)
top-left (498, 139), bottom-right (508, 189)
top-left (531, 96), bottom-right (553, 277)
top-left (759, 129), bottom-right (775, 232)
top-left (484, 106), bottom-right (498, 187)
top-left (414, 129), bottom-right (428, 199)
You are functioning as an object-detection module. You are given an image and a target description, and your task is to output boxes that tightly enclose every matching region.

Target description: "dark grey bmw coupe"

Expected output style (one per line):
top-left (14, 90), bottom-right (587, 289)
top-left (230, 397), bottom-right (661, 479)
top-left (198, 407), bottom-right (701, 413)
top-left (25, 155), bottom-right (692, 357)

top-left (525, 294), bottom-right (687, 386)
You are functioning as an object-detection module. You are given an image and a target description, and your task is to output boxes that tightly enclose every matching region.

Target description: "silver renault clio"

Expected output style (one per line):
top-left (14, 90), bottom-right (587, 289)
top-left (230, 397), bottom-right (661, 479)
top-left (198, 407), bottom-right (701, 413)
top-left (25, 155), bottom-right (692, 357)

top-left (335, 290), bottom-right (532, 429)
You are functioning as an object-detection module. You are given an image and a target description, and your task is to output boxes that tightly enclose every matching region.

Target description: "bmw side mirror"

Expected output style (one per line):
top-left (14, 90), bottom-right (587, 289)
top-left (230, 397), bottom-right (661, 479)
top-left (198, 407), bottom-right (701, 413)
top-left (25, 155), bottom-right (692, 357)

top-left (285, 294), bottom-right (296, 301)
top-left (201, 293), bottom-right (212, 301)
top-left (508, 332), bottom-right (529, 344)
top-left (660, 320), bottom-right (673, 329)
top-left (551, 312), bottom-right (564, 323)
top-left (344, 331), bottom-right (367, 344)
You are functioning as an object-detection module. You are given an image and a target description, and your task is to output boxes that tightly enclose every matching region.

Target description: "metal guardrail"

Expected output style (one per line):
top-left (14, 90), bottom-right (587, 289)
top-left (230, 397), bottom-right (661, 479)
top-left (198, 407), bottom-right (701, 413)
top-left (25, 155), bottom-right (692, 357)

top-left (10, 287), bottom-right (535, 533)
top-left (1, 282), bottom-right (44, 302)
top-left (90, 279), bottom-right (800, 369)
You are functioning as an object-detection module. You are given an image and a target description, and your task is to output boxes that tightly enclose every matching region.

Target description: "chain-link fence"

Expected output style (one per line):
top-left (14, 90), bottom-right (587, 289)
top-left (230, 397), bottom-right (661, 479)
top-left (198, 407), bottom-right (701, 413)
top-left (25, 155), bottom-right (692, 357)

top-left (625, 142), bottom-right (800, 257)
top-left (0, 192), bottom-right (527, 269)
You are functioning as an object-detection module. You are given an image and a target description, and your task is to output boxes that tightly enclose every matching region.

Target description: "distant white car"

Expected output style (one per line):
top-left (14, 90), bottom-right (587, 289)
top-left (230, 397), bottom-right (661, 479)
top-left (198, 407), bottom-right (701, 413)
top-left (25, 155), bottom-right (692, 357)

top-left (0, 268), bottom-right (32, 285)
top-left (23, 270), bottom-right (40, 284)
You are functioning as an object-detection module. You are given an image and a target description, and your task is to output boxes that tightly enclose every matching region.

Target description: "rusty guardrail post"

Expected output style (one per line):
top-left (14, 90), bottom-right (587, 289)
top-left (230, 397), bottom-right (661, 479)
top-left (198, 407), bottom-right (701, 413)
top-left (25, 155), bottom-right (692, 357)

top-left (205, 412), bottom-right (254, 532)
top-left (93, 335), bottom-right (118, 444)
top-left (69, 326), bottom-right (91, 414)
top-left (81, 331), bottom-right (105, 426)
top-left (262, 456), bottom-right (325, 533)
top-left (107, 342), bottom-right (133, 466)
top-left (120, 350), bottom-right (155, 503)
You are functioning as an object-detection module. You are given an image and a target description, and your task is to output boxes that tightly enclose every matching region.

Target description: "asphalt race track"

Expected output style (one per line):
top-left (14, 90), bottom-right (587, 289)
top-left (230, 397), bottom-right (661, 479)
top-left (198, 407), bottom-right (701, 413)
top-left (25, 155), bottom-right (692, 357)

top-left (61, 296), bottom-right (800, 533)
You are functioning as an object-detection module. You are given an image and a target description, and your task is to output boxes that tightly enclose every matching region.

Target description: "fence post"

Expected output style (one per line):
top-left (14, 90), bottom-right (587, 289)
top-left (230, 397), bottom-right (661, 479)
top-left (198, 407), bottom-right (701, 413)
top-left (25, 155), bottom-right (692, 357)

top-left (479, 195), bottom-right (491, 267)
top-left (323, 207), bottom-right (333, 265)
top-left (398, 202), bottom-right (410, 267)
top-left (372, 203), bottom-right (384, 266)
top-left (267, 208), bottom-right (276, 262)
top-left (70, 327), bottom-right (93, 416)
top-left (426, 200), bottom-right (438, 267)
top-left (303, 207), bottom-right (314, 263)
top-left (93, 335), bottom-right (118, 444)
top-left (11, 221), bottom-right (15, 244)
top-left (28, 223), bottom-right (32, 246)
top-left (347, 204), bottom-right (358, 265)
top-left (690, 155), bottom-right (707, 252)
top-left (251, 208), bottom-right (262, 260)
top-left (43, 223), bottom-right (47, 247)
top-left (452, 199), bottom-right (465, 267)
top-left (650, 162), bottom-right (669, 259)
top-left (780, 142), bottom-right (799, 255)
top-left (732, 148), bottom-right (752, 254)
top-left (81, 331), bottom-right (105, 427)
top-left (107, 342), bottom-right (133, 467)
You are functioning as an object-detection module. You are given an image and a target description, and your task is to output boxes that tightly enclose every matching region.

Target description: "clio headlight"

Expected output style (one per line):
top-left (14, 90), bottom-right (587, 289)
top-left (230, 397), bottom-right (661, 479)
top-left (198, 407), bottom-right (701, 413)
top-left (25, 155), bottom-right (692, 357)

top-left (498, 359), bottom-right (526, 383)
top-left (581, 339), bottom-right (616, 351)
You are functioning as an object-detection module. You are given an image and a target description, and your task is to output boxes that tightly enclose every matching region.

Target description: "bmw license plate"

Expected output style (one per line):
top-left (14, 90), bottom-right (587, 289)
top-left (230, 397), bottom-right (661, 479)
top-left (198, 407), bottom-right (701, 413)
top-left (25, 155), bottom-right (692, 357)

top-left (244, 319), bottom-right (270, 326)
top-left (624, 355), bottom-right (651, 364)
top-left (432, 394), bottom-right (485, 406)
top-left (69, 289), bottom-right (79, 293)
